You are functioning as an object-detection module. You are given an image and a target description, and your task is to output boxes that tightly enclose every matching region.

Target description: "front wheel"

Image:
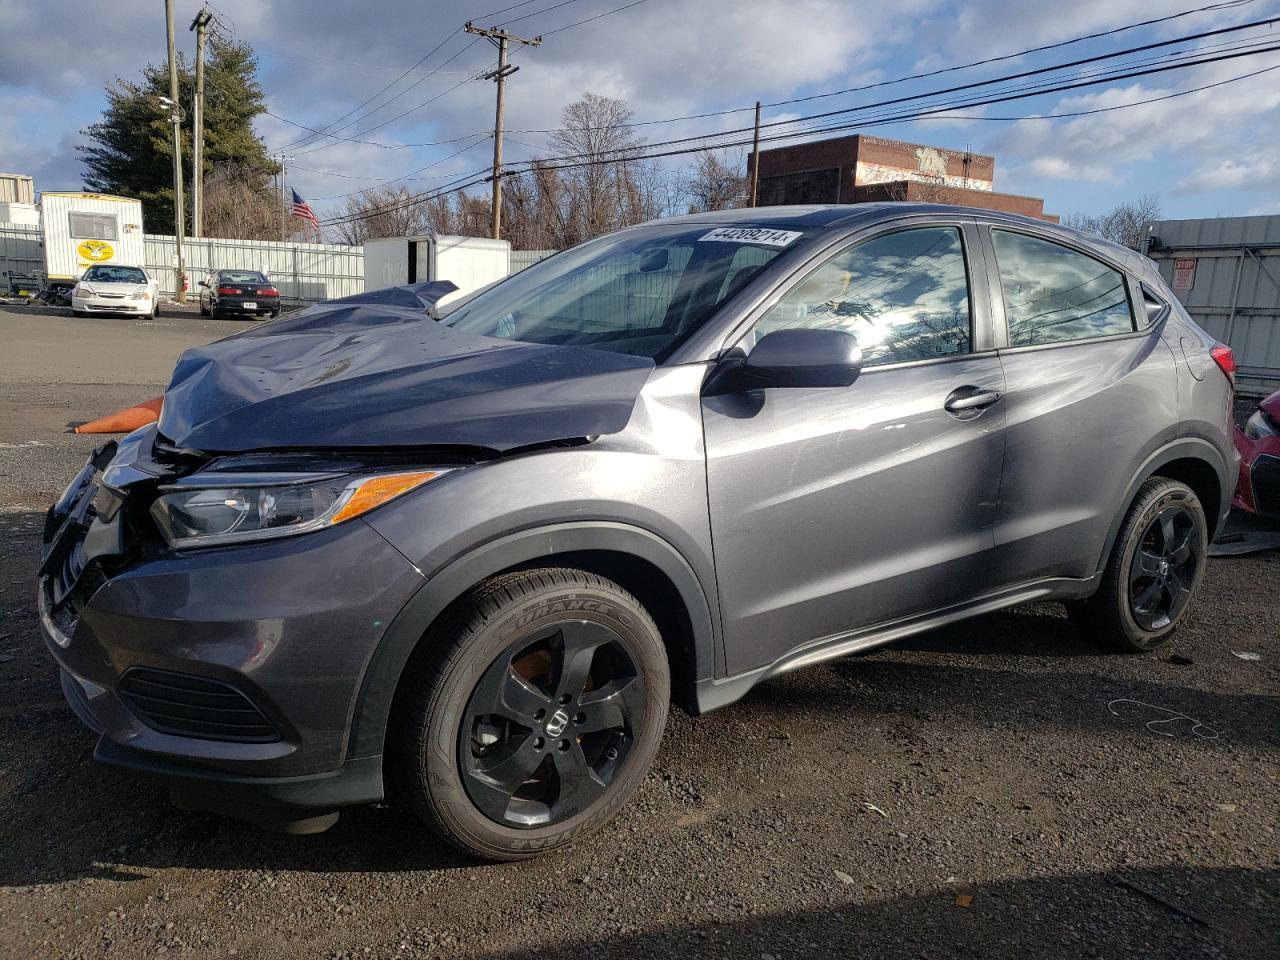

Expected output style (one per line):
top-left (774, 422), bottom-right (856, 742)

top-left (1069, 477), bottom-right (1208, 651)
top-left (395, 568), bottom-right (669, 860)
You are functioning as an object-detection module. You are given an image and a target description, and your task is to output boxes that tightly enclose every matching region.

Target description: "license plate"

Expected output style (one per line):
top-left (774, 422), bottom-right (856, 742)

top-left (242, 301), bottom-right (257, 310)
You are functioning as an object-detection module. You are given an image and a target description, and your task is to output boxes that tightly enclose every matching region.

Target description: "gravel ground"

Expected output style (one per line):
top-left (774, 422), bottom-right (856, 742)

top-left (1, 304), bottom-right (1277, 959)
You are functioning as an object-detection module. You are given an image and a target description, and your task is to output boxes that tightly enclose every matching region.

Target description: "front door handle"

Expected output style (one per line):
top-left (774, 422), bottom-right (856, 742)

top-left (944, 387), bottom-right (1002, 415)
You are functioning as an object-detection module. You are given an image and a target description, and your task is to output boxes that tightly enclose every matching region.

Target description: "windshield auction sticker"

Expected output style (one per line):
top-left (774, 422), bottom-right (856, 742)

top-left (698, 227), bottom-right (803, 247)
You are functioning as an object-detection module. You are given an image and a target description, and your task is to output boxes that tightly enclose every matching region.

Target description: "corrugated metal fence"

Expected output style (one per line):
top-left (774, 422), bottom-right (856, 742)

top-left (3, 222), bottom-right (558, 301)
top-left (510, 249), bottom-right (557, 272)
top-left (1145, 215), bottom-right (1280, 395)
top-left (142, 234), bottom-right (364, 302)
top-left (0, 222), bottom-right (42, 291)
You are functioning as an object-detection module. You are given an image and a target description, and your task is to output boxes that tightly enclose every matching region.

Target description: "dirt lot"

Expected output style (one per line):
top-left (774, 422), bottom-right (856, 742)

top-left (1, 304), bottom-right (1277, 959)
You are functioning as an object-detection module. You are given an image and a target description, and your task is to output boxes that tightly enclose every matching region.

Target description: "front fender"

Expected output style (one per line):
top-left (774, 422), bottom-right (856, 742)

top-left (344, 521), bottom-right (718, 760)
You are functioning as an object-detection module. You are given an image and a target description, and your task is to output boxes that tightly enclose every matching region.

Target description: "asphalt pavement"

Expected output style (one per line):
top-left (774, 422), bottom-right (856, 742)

top-left (0, 303), bottom-right (1276, 959)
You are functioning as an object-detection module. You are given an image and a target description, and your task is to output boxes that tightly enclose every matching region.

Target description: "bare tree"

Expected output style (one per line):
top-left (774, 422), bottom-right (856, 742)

top-left (1063, 194), bottom-right (1162, 249)
top-left (201, 163), bottom-right (283, 240)
top-left (684, 150), bottom-right (747, 213)
top-left (546, 93), bottom-right (659, 245)
top-left (332, 185), bottom-right (446, 244)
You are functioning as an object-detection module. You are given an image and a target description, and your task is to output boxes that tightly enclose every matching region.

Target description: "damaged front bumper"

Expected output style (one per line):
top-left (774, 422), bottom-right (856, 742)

top-left (38, 429), bottom-right (425, 831)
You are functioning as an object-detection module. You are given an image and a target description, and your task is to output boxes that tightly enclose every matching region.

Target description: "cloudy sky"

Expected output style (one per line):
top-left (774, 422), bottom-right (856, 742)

top-left (1, 0), bottom-right (1277, 227)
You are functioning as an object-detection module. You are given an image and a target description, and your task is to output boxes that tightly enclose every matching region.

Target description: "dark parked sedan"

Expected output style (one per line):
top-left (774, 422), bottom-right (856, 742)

top-left (41, 204), bottom-right (1238, 860)
top-left (198, 269), bottom-right (280, 318)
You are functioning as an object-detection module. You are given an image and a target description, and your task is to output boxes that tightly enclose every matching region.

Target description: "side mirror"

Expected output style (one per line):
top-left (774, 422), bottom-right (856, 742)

top-left (197, 280), bottom-right (208, 287)
top-left (743, 328), bottom-right (863, 388)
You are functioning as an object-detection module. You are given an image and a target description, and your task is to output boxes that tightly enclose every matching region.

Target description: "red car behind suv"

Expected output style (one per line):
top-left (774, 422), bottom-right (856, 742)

top-left (1234, 389), bottom-right (1280, 517)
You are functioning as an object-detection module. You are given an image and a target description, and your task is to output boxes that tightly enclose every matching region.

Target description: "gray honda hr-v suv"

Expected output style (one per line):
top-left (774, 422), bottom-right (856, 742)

top-left (40, 204), bottom-right (1237, 859)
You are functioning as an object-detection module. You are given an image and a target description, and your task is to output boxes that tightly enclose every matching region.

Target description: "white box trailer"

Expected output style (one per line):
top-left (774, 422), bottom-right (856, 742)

top-left (363, 234), bottom-right (510, 308)
top-left (39, 192), bottom-right (147, 291)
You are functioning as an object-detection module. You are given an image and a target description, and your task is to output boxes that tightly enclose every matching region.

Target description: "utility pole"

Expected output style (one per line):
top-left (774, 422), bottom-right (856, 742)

top-left (164, 0), bottom-right (187, 302)
top-left (273, 153), bottom-right (294, 241)
top-left (189, 6), bottom-right (213, 238)
top-left (750, 101), bottom-right (762, 207)
top-left (464, 21), bottom-right (541, 240)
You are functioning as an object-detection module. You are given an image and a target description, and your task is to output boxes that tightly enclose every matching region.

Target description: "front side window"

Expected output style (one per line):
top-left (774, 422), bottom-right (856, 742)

top-left (992, 230), bottom-right (1134, 347)
top-left (750, 226), bottom-right (972, 367)
top-left (69, 212), bottom-right (119, 241)
top-left (443, 224), bottom-right (803, 359)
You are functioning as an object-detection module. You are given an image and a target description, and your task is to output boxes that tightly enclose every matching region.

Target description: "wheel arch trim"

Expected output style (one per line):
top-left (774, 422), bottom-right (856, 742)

top-left (1097, 437), bottom-right (1231, 576)
top-left (345, 521), bottom-right (718, 760)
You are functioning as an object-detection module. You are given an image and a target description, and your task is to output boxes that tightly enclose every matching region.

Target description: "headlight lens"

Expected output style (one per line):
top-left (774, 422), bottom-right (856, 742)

top-left (150, 469), bottom-right (444, 548)
top-left (1244, 409), bottom-right (1278, 441)
top-left (131, 290), bottom-right (151, 300)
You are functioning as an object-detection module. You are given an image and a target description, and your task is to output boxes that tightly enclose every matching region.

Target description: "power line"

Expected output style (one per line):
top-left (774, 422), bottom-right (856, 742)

top-left (309, 138), bottom-right (492, 201)
top-left (500, 0), bottom-right (585, 28)
top-left (275, 0), bottom-right (1273, 155)
top-left (283, 28), bottom-right (463, 149)
top-left (496, 0), bottom-right (1262, 134)
top-left (317, 54), bottom-right (1278, 228)
top-left (512, 13), bottom-right (1280, 159)
top-left (290, 38), bottom-right (487, 153)
top-left (538, 0), bottom-right (650, 36)
top-left (507, 42), bottom-right (1280, 175)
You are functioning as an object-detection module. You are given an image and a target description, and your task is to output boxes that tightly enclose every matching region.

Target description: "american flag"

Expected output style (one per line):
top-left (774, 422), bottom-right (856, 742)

top-left (291, 189), bottom-right (320, 236)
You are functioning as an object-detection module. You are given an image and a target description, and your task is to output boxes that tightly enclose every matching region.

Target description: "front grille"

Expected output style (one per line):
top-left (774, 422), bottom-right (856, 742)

top-left (117, 668), bottom-right (280, 743)
top-left (1252, 455), bottom-right (1280, 516)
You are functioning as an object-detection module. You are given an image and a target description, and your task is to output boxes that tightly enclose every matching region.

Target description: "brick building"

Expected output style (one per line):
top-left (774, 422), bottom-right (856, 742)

top-left (750, 134), bottom-right (1057, 222)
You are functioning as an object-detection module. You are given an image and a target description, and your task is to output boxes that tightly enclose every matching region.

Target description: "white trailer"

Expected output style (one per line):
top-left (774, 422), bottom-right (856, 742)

top-left (39, 192), bottom-right (147, 291)
top-left (363, 234), bottom-right (510, 308)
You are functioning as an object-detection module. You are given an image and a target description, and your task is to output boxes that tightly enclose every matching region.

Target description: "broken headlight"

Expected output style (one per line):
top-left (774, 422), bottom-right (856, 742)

top-left (150, 470), bottom-right (447, 548)
top-left (1244, 408), bottom-right (1277, 441)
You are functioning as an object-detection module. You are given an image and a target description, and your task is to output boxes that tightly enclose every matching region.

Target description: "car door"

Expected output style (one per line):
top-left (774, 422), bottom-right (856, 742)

top-left (977, 224), bottom-right (1180, 585)
top-left (702, 222), bottom-right (1007, 676)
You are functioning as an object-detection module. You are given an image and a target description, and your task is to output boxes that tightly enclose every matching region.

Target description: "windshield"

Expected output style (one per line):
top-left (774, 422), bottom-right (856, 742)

top-left (220, 271), bottom-right (268, 283)
top-left (83, 266), bottom-right (147, 283)
top-left (442, 224), bottom-right (804, 359)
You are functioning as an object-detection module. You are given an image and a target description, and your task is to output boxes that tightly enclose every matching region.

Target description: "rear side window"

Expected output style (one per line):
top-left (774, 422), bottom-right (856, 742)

top-left (752, 226), bottom-right (972, 367)
top-left (992, 230), bottom-right (1134, 347)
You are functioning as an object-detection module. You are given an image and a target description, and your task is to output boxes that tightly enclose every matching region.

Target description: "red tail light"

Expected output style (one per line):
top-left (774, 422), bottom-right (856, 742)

top-left (217, 286), bottom-right (242, 295)
top-left (1210, 343), bottom-right (1235, 384)
top-left (260, 286), bottom-right (279, 297)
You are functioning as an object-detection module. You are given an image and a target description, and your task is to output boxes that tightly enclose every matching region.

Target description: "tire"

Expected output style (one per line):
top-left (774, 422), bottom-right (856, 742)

top-left (1069, 477), bottom-right (1208, 652)
top-left (395, 568), bottom-right (669, 861)
top-left (210, 307), bottom-right (223, 320)
top-left (199, 302), bottom-right (209, 316)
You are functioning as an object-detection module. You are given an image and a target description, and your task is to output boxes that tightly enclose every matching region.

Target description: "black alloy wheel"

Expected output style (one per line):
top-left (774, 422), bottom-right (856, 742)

top-left (460, 620), bottom-right (644, 828)
top-left (1127, 503), bottom-right (1202, 631)
top-left (395, 568), bottom-right (669, 860)
top-left (1069, 477), bottom-right (1208, 652)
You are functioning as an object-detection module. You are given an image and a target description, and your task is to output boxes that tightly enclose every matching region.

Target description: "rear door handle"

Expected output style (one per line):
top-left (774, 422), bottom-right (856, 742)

top-left (944, 387), bottom-right (1002, 414)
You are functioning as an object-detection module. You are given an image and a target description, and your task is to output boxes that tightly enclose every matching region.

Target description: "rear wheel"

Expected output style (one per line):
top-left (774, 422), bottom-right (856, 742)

top-left (395, 568), bottom-right (669, 860)
top-left (1069, 477), bottom-right (1208, 651)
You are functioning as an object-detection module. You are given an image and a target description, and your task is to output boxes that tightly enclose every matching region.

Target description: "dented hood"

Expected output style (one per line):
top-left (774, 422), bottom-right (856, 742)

top-left (157, 301), bottom-right (655, 453)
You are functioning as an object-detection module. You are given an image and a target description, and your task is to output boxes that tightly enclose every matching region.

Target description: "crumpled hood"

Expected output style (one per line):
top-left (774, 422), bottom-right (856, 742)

top-left (157, 300), bottom-right (655, 453)
top-left (1261, 389), bottom-right (1280, 421)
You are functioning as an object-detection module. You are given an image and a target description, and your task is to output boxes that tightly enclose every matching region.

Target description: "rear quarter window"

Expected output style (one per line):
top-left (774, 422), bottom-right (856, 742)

top-left (992, 230), bottom-right (1135, 347)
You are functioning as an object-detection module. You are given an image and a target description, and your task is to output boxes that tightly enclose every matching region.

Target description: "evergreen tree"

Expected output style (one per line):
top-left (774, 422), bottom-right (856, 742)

top-left (79, 39), bottom-right (277, 234)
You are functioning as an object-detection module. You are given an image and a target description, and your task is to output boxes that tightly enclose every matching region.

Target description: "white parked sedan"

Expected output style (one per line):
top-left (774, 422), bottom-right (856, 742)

top-left (71, 265), bottom-right (160, 318)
